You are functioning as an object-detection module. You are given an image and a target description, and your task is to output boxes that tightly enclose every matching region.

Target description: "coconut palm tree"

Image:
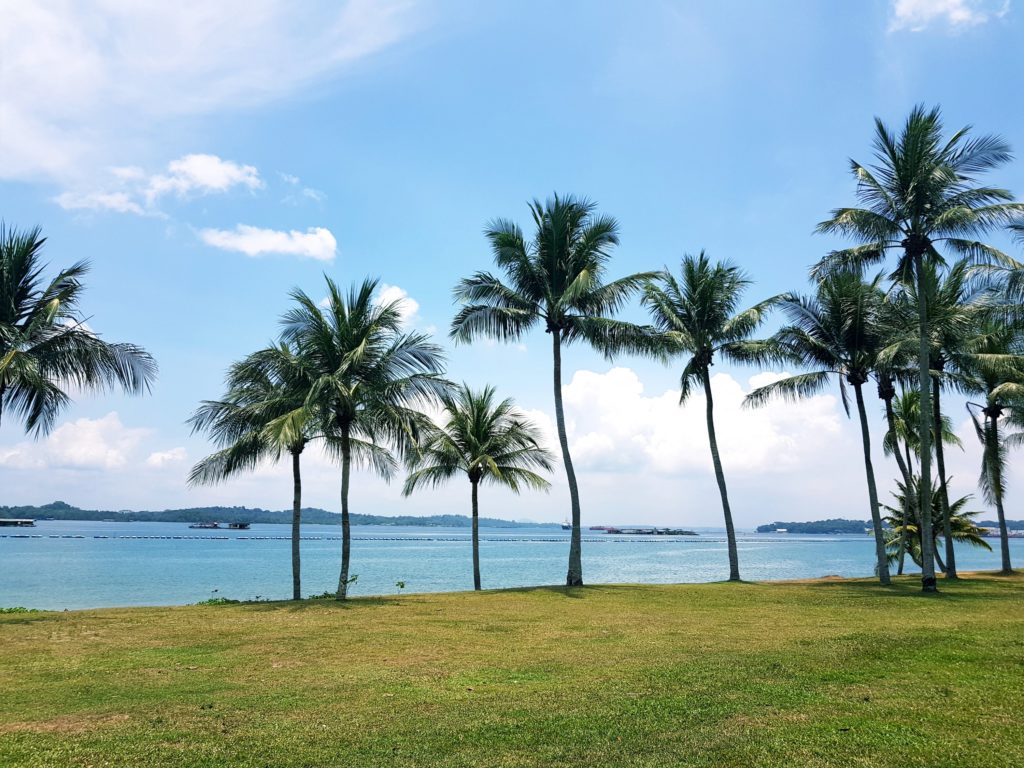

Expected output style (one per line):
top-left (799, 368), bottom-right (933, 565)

top-left (964, 318), bottom-right (1024, 574)
top-left (883, 478), bottom-right (991, 570)
top-left (0, 224), bottom-right (156, 434)
top-left (451, 193), bottom-right (655, 586)
top-left (188, 343), bottom-right (317, 600)
top-left (640, 253), bottom-right (777, 581)
top-left (284, 277), bottom-right (448, 599)
top-left (402, 384), bottom-right (554, 590)
top-left (745, 271), bottom-right (891, 584)
top-left (815, 105), bottom-right (1024, 592)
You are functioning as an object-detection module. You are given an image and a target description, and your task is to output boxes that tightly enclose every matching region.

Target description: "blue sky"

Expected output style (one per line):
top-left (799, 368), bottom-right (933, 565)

top-left (1, 0), bottom-right (1022, 526)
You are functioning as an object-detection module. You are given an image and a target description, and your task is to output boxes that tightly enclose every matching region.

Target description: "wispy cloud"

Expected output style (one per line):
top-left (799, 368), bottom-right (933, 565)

top-left (889, 0), bottom-right (1010, 32)
top-left (199, 224), bottom-right (338, 261)
top-left (0, 1), bottom-right (422, 184)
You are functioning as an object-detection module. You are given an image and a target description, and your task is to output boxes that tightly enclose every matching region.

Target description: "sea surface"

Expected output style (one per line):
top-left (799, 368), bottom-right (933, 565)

top-left (2, 520), bottom-right (1021, 610)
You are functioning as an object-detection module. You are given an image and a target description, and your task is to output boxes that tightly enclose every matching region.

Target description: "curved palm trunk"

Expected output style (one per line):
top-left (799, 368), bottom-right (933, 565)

top-left (854, 383), bottom-right (890, 585)
top-left (702, 368), bottom-right (740, 581)
top-left (337, 423), bottom-right (353, 600)
top-left (553, 330), bottom-right (584, 587)
top-left (881, 386), bottom-right (912, 576)
top-left (913, 249), bottom-right (938, 592)
top-left (932, 379), bottom-right (957, 579)
top-left (291, 448), bottom-right (302, 600)
top-left (986, 414), bottom-right (1013, 574)
top-left (471, 479), bottom-right (481, 590)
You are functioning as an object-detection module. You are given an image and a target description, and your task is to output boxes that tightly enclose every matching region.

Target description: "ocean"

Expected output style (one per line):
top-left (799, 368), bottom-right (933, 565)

top-left (2, 519), bottom-right (1020, 610)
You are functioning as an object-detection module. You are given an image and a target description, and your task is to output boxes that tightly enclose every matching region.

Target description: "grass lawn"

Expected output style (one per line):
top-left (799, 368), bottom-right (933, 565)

top-left (2, 573), bottom-right (1023, 767)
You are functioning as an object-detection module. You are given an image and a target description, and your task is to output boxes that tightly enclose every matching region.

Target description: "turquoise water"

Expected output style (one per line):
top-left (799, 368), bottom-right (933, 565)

top-left (2, 520), bottom-right (1020, 610)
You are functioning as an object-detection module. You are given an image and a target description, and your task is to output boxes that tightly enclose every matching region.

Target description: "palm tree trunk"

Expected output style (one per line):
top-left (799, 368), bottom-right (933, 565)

top-left (553, 330), bottom-right (584, 587)
top-left (291, 448), bottom-right (302, 601)
top-left (471, 479), bottom-right (481, 590)
top-left (934, 546), bottom-right (946, 574)
top-left (882, 387), bottom-right (912, 576)
top-left (913, 248), bottom-right (938, 592)
top-left (931, 379), bottom-right (957, 579)
top-left (855, 382), bottom-right (890, 585)
top-left (987, 414), bottom-right (1013, 574)
top-left (702, 368), bottom-right (740, 581)
top-left (337, 423), bottom-right (352, 600)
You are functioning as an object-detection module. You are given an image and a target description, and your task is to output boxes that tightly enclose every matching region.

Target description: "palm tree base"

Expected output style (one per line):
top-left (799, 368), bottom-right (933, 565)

top-left (565, 576), bottom-right (584, 587)
top-left (921, 576), bottom-right (938, 593)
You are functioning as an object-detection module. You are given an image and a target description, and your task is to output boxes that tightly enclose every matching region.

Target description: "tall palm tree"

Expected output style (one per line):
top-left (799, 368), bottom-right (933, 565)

top-left (403, 384), bottom-right (554, 590)
top-left (815, 105), bottom-right (1023, 592)
top-left (451, 193), bottom-right (654, 586)
top-left (0, 224), bottom-right (156, 434)
top-left (640, 253), bottom-right (776, 582)
top-left (746, 271), bottom-right (891, 584)
top-left (188, 343), bottom-right (317, 600)
top-left (964, 318), bottom-right (1024, 574)
top-left (284, 277), bottom-right (448, 599)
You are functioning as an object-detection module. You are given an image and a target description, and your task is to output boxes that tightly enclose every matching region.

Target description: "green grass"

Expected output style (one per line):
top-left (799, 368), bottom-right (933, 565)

top-left (2, 573), bottom-right (1023, 767)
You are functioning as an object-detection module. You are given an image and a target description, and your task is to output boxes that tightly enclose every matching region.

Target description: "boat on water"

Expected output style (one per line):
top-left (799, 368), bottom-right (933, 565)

top-left (228, 522), bottom-right (250, 530)
top-left (603, 527), bottom-right (698, 536)
top-left (0, 518), bottom-right (35, 527)
top-left (188, 522), bottom-right (221, 529)
top-left (561, 519), bottom-right (572, 530)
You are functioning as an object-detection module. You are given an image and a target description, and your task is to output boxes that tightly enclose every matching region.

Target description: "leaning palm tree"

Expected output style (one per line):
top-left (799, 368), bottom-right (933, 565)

top-left (188, 343), bottom-right (317, 600)
top-left (451, 193), bottom-right (654, 586)
top-left (746, 271), bottom-right (891, 584)
top-left (0, 224), bottom-right (156, 433)
top-left (640, 253), bottom-right (776, 581)
top-left (815, 105), bottom-right (1023, 592)
top-left (284, 277), bottom-right (448, 599)
top-left (403, 384), bottom-right (554, 590)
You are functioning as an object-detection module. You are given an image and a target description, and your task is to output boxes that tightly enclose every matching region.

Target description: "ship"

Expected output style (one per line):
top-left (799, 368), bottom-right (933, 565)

top-left (188, 521), bottom-right (221, 529)
top-left (561, 519), bottom-right (572, 530)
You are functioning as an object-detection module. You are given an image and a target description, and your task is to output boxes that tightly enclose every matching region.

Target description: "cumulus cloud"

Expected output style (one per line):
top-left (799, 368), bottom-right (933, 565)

top-left (199, 224), bottom-right (338, 261)
top-left (889, 0), bottom-right (1010, 32)
top-left (1, 1), bottom-right (422, 183)
top-left (146, 447), bottom-right (188, 468)
top-left (374, 283), bottom-right (421, 326)
top-left (0, 413), bottom-right (149, 471)
top-left (558, 367), bottom-right (842, 476)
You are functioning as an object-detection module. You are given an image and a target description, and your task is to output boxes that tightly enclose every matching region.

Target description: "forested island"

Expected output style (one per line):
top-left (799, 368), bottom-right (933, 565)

top-left (0, 501), bottom-right (557, 529)
top-left (757, 519), bottom-right (873, 534)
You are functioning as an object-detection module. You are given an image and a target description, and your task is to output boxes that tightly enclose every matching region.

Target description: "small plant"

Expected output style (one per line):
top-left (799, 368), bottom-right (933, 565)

top-left (395, 580), bottom-right (406, 591)
top-left (308, 591), bottom-right (336, 600)
top-left (0, 606), bottom-right (40, 614)
top-left (194, 597), bottom-right (240, 606)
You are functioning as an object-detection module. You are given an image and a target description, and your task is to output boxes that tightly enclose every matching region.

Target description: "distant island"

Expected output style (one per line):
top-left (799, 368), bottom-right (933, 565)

top-left (757, 519), bottom-right (873, 534)
top-left (758, 517), bottom-right (1024, 534)
top-left (0, 501), bottom-right (558, 529)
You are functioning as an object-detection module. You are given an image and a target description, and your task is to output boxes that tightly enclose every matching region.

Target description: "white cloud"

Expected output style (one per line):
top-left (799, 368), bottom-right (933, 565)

top-left (53, 153), bottom-right (263, 215)
top-left (374, 283), bottom-right (421, 326)
top-left (0, 413), bottom-right (149, 471)
top-left (889, 0), bottom-right (1010, 32)
top-left (146, 447), bottom-right (188, 468)
top-left (199, 224), bottom-right (338, 261)
top-left (1, 1), bottom-right (421, 183)
top-left (559, 368), bottom-right (842, 475)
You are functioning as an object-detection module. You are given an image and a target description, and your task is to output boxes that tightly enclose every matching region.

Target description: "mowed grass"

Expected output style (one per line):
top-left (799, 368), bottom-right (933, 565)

top-left (2, 574), bottom-right (1023, 767)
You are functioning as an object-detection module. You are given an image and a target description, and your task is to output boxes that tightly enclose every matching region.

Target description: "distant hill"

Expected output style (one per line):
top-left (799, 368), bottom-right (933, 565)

top-left (757, 519), bottom-right (874, 534)
top-left (0, 501), bottom-right (557, 529)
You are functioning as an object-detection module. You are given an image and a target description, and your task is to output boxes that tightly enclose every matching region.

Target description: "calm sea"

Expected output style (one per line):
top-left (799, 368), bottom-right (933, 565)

top-left (2, 520), bottom-right (1020, 610)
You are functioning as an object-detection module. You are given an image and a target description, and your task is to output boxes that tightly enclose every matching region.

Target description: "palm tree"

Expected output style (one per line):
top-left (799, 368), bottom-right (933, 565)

top-left (451, 193), bottom-right (654, 586)
top-left (0, 224), bottom-right (156, 433)
top-left (402, 384), bottom-right (554, 590)
top-left (964, 318), bottom-right (1024, 574)
top-left (880, 387), bottom-right (962, 575)
top-left (188, 343), bottom-right (317, 600)
top-left (640, 253), bottom-right (776, 581)
top-left (746, 271), bottom-right (891, 584)
top-left (284, 277), bottom-right (448, 599)
top-left (815, 105), bottom-right (1023, 592)
top-left (883, 478), bottom-right (991, 570)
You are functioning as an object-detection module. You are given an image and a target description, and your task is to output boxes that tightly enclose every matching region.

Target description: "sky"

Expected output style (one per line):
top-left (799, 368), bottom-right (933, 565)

top-left (1, 0), bottom-right (1022, 527)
